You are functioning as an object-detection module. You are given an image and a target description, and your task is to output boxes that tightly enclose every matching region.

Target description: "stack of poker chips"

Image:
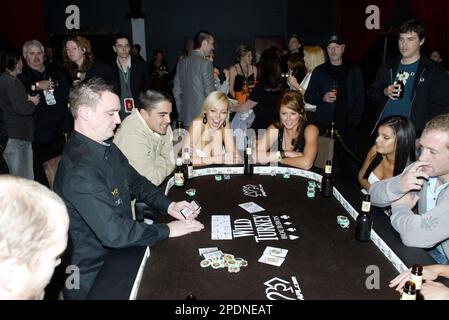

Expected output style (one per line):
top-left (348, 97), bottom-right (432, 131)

top-left (337, 216), bottom-right (350, 228)
top-left (307, 181), bottom-right (316, 198)
top-left (200, 253), bottom-right (248, 273)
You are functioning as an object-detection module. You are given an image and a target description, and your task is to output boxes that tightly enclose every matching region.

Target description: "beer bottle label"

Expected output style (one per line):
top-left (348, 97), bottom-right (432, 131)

top-left (188, 165), bottom-right (194, 179)
top-left (410, 274), bottom-right (422, 290)
top-left (174, 173), bottom-right (184, 186)
top-left (325, 165), bottom-right (332, 174)
top-left (362, 201), bottom-right (371, 212)
top-left (400, 292), bottom-right (416, 300)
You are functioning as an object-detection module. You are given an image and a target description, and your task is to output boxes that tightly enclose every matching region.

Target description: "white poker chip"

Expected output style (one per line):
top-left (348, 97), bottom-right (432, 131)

top-left (200, 259), bottom-right (211, 268)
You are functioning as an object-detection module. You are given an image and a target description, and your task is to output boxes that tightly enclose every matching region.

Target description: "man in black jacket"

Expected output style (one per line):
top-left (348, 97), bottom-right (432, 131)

top-left (110, 33), bottom-right (151, 120)
top-left (54, 78), bottom-right (203, 299)
top-left (305, 35), bottom-right (365, 182)
top-left (367, 19), bottom-right (449, 136)
top-left (18, 39), bottom-right (70, 186)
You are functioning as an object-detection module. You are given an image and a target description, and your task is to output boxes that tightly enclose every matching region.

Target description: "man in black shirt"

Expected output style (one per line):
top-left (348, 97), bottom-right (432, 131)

top-left (54, 78), bottom-right (203, 299)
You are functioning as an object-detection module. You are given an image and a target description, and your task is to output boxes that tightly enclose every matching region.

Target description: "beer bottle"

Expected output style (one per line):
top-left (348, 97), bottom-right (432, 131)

top-left (30, 83), bottom-right (38, 96)
top-left (410, 263), bottom-right (423, 297)
top-left (355, 194), bottom-right (373, 242)
top-left (244, 138), bottom-right (253, 176)
top-left (321, 160), bottom-right (333, 197)
top-left (174, 157), bottom-right (185, 187)
top-left (397, 71), bottom-right (405, 100)
top-left (182, 148), bottom-right (193, 181)
top-left (400, 281), bottom-right (416, 300)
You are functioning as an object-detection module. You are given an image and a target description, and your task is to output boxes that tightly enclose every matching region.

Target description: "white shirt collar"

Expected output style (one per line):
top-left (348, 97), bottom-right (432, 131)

top-left (116, 56), bottom-right (131, 71)
top-left (136, 109), bottom-right (160, 138)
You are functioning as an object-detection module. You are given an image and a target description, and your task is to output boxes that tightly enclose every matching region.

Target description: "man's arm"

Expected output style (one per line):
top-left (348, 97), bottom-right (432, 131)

top-left (366, 64), bottom-right (389, 107)
top-left (369, 175), bottom-right (406, 207)
top-left (173, 64), bottom-right (182, 113)
top-left (64, 166), bottom-right (170, 248)
top-left (391, 200), bottom-right (449, 248)
top-left (202, 60), bottom-right (215, 97)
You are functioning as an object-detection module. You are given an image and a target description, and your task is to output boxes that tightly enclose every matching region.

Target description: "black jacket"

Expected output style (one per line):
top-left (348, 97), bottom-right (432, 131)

top-left (304, 61), bottom-right (365, 139)
top-left (18, 64), bottom-right (70, 143)
top-left (54, 132), bottom-right (171, 299)
top-left (367, 55), bottom-right (449, 135)
top-left (110, 57), bottom-right (151, 104)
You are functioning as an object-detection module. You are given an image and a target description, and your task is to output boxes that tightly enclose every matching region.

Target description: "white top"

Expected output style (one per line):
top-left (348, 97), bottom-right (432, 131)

top-left (362, 172), bottom-right (381, 195)
top-left (300, 72), bottom-right (317, 111)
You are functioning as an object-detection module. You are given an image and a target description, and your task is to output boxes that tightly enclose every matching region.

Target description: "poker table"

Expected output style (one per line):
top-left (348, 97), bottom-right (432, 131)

top-left (87, 166), bottom-right (436, 300)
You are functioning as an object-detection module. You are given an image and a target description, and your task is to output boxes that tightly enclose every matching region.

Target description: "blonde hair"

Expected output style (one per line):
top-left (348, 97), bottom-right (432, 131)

top-left (0, 176), bottom-right (68, 271)
top-left (200, 91), bottom-right (230, 119)
top-left (303, 45), bottom-right (326, 73)
top-left (423, 114), bottom-right (449, 149)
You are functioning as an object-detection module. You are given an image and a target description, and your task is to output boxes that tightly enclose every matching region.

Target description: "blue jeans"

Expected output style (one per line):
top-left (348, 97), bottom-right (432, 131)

top-left (3, 138), bottom-right (34, 180)
top-left (427, 245), bottom-right (449, 265)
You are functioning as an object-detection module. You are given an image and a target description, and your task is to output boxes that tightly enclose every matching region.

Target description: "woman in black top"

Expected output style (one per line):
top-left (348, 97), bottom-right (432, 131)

top-left (229, 45), bottom-right (257, 99)
top-left (256, 91), bottom-right (319, 170)
top-left (231, 50), bottom-right (283, 131)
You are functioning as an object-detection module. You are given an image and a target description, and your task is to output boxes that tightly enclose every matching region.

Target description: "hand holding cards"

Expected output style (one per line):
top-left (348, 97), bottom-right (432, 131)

top-left (181, 200), bottom-right (201, 219)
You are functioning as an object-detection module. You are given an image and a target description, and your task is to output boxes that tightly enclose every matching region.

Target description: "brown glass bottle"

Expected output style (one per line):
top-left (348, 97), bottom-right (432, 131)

top-left (321, 160), bottom-right (333, 197)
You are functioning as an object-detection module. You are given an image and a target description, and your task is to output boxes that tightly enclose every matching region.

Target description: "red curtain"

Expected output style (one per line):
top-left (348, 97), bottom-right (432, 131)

top-left (409, 0), bottom-right (449, 58)
top-left (0, 0), bottom-right (45, 50)
top-left (337, 0), bottom-right (397, 63)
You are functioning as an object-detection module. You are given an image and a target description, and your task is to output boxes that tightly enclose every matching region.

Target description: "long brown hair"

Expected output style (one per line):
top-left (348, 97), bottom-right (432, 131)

top-left (274, 91), bottom-right (307, 141)
top-left (62, 35), bottom-right (94, 78)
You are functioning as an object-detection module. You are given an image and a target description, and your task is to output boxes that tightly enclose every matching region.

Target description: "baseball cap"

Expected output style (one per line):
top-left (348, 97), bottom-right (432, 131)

top-left (327, 34), bottom-right (345, 46)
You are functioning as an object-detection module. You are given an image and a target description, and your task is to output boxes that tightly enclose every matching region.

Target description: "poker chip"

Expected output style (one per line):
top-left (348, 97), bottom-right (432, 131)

top-left (224, 175), bottom-right (231, 180)
top-left (186, 188), bottom-right (196, 197)
top-left (308, 181), bottom-right (317, 188)
top-left (228, 266), bottom-right (241, 273)
top-left (200, 249), bottom-right (246, 273)
top-left (214, 175), bottom-right (222, 181)
top-left (200, 259), bottom-right (211, 268)
top-left (337, 216), bottom-right (350, 228)
top-left (270, 170), bottom-right (276, 176)
top-left (283, 173), bottom-right (291, 179)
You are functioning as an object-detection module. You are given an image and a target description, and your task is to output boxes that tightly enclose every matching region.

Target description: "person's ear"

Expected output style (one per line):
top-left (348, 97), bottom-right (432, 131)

top-left (78, 105), bottom-right (90, 121)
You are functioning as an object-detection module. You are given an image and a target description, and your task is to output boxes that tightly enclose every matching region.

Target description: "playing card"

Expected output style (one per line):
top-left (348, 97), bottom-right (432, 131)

top-left (238, 202), bottom-right (265, 213)
top-left (181, 200), bottom-right (201, 218)
top-left (258, 254), bottom-right (285, 267)
top-left (198, 247), bottom-right (219, 256)
top-left (263, 246), bottom-right (288, 258)
top-left (203, 250), bottom-right (223, 260)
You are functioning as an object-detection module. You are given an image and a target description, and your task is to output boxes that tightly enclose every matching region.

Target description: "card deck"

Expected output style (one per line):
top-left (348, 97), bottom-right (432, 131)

top-left (181, 200), bottom-right (201, 218)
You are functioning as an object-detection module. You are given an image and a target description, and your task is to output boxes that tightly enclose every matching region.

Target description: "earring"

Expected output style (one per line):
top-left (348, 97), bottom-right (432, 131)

top-left (202, 114), bottom-right (207, 124)
top-left (223, 121), bottom-right (226, 127)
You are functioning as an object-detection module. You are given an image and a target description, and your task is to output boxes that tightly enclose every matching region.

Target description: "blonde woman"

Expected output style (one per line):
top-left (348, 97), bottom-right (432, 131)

top-left (184, 91), bottom-right (240, 166)
top-left (288, 45), bottom-right (326, 111)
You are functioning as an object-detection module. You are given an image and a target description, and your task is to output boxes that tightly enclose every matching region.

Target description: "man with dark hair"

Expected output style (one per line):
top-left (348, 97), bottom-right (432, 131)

top-left (110, 33), bottom-right (151, 120)
top-left (173, 30), bottom-right (215, 127)
top-left (54, 78), bottom-right (203, 299)
top-left (370, 114), bottom-right (449, 265)
top-left (114, 90), bottom-right (175, 186)
top-left (368, 19), bottom-right (449, 136)
top-left (281, 34), bottom-right (303, 73)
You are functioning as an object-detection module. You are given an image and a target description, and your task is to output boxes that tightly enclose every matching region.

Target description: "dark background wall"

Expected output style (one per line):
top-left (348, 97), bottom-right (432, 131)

top-left (43, 0), bottom-right (337, 70)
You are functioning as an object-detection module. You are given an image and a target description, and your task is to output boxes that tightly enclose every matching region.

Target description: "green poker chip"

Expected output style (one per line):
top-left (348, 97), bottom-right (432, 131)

top-left (283, 173), bottom-right (291, 179)
top-left (214, 175), bottom-right (222, 181)
top-left (186, 188), bottom-right (196, 197)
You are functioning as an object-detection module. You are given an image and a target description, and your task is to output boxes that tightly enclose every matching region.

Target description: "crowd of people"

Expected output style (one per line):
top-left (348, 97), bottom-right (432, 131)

top-left (1, 18), bottom-right (449, 300)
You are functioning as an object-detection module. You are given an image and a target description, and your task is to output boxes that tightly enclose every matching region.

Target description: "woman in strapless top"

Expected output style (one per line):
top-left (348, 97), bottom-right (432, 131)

top-left (359, 116), bottom-right (416, 192)
top-left (229, 45), bottom-right (257, 98)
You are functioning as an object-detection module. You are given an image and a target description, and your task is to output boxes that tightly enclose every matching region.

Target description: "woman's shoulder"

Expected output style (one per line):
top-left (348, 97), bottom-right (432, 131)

top-left (304, 123), bottom-right (319, 136)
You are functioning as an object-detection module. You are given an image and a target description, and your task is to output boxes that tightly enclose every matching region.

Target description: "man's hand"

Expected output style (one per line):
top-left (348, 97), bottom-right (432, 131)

top-left (392, 192), bottom-right (419, 209)
top-left (36, 80), bottom-right (54, 91)
top-left (167, 201), bottom-right (200, 220)
top-left (384, 84), bottom-right (401, 100)
top-left (399, 161), bottom-right (430, 192)
top-left (390, 264), bottom-right (442, 292)
top-left (167, 219), bottom-right (204, 238)
top-left (323, 91), bottom-right (337, 103)
top-left (421, 281), bottom-right (449, 300)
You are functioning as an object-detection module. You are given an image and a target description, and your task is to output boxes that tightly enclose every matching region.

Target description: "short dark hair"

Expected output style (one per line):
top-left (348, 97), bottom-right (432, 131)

top-left (113, 33), bottom-right (131, 46)
top-left (139, 90), bottom-right (171, 113)
top-left (193, 31), bottom-right (213, 50)
top-left (289, 33), bottom-right (301, 43)
top-left (399, 19), bottom-right (426, 40)
top-left (0, 48), bottom-right (21, 73)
